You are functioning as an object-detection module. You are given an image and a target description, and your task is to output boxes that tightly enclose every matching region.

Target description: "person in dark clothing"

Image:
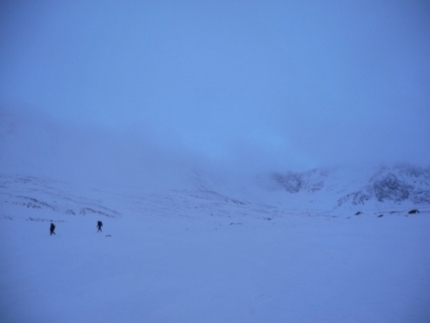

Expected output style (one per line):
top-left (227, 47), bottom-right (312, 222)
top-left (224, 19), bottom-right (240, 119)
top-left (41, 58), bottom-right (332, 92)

top-left (97, 221), bottom-right (103, 232)
top-left (50, 222), bottom-right (55, 235)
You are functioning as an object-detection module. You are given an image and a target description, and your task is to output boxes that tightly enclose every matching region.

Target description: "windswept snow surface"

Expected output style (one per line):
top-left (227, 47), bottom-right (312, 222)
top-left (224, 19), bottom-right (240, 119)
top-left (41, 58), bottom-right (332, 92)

top-left (1, 175), bottom-right (430, 323)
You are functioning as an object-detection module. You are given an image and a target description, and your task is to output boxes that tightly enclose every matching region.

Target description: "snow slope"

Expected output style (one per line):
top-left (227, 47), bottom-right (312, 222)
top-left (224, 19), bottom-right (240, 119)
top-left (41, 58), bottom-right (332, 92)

top-left (263, 164), bottom-right (430, 214)
top-left (1, 174), bottom-right (430, 323)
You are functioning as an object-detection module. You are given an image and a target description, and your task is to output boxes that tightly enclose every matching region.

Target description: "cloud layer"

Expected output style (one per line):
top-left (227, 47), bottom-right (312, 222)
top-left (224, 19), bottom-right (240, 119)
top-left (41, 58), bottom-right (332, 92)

top-left (1, 1), bottom-right (429, 170)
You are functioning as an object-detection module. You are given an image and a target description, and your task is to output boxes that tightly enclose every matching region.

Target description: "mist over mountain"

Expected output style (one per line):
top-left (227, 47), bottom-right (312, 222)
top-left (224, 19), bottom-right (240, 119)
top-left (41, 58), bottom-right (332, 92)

top-left (1, 106), bottom-right (429, 214)
top-left (0, 106), bottom-right (204, 191)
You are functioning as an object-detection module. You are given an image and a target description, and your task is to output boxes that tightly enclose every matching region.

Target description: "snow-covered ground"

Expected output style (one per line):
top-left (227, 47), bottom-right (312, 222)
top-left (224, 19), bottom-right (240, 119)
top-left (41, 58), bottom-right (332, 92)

top-left (1, 175), bottom-right (430, 323)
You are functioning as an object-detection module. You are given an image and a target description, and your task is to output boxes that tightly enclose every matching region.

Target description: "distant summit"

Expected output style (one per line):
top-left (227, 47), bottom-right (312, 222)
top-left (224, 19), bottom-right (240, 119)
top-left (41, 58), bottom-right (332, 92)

top-left (267, 164), bottom-right (430, 209)
top-left (338, 164), bottom-right (430, 206)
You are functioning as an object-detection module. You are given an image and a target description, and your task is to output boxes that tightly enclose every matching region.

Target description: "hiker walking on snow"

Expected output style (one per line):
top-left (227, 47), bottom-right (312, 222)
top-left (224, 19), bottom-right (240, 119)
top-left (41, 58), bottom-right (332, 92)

top-left (50, 222), bottom-right (56, 235)
top-left (97, 221), bottom-right (103, 232)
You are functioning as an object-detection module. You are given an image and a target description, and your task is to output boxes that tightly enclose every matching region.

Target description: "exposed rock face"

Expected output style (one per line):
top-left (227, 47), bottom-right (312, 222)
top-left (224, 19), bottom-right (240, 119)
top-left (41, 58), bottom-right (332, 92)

top-left (271, 172), bottom-right (302, 193)
top-left (373, 173), bottom-right (411, 202)
top-left (271, 169), bottom-right (327, 194)
top-left (337, 190), bottom-right (372, 206)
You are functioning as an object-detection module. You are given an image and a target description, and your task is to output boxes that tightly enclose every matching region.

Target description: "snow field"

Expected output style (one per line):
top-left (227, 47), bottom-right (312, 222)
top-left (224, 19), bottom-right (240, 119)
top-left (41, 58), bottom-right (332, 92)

top-left (1, 204), bottom-right (430, 323)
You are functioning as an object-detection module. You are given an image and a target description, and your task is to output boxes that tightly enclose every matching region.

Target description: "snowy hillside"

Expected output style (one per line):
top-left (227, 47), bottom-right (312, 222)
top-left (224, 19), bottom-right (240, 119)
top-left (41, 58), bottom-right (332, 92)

top-left (264, 164), bottom-right (430, 214)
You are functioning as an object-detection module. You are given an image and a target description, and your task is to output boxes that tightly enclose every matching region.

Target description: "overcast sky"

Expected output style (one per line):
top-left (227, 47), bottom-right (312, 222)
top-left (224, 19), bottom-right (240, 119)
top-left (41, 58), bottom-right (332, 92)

top-left (1, 0), bottom-right (429, 171)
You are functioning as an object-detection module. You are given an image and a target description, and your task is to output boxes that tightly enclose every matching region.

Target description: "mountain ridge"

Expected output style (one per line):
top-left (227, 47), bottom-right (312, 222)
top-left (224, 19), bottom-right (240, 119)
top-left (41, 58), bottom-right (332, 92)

top-left (266, 164), bottom-right (430, 210)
